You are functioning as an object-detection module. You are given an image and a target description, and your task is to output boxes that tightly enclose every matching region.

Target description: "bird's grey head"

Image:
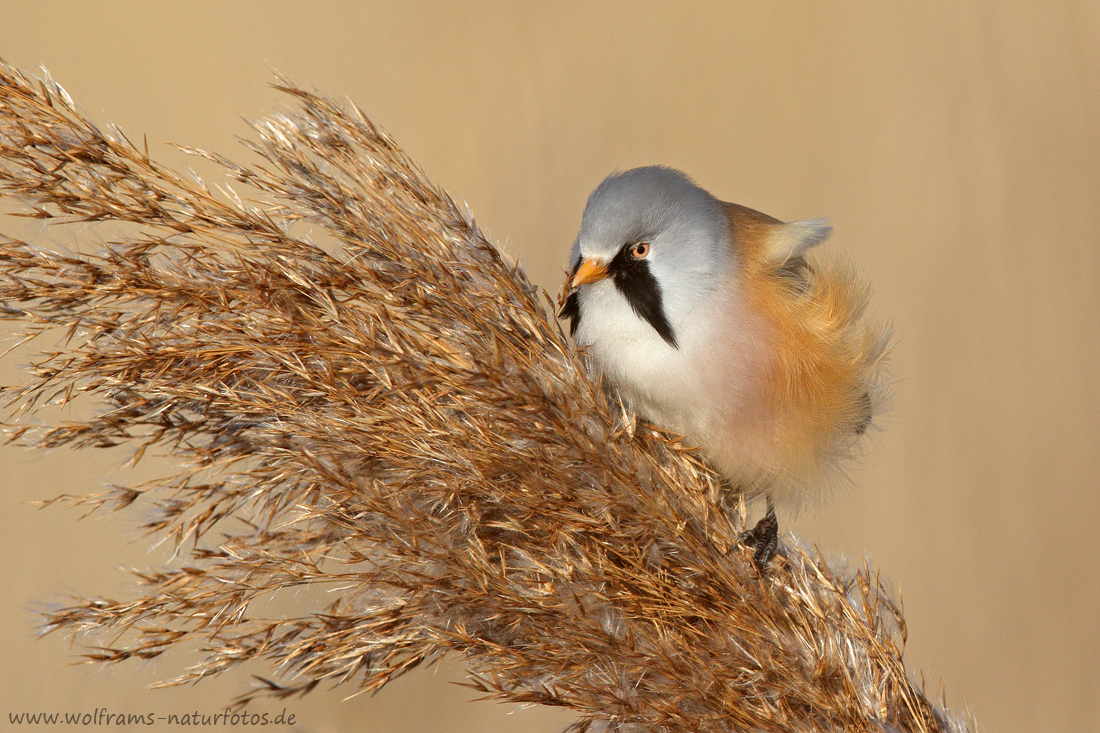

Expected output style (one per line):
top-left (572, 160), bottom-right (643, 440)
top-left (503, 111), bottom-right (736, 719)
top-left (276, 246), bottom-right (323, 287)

top-left (562, 166), bottom-right (731, 348)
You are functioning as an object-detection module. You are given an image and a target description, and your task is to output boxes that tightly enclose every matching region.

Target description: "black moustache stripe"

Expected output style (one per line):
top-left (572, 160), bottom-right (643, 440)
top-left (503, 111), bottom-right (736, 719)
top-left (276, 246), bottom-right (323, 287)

top-left (559, 257), bottom-right (583, 336)
top-left (610, 245), bottom-right (677, 348)
top-left (559, 290), bottom-right (581, 336)
top-left (557, 246), bottom-right (678, 348)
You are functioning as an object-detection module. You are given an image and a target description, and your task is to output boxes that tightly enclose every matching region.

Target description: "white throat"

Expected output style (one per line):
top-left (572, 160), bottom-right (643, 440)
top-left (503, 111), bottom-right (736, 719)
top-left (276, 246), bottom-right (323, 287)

top-left (574, 271), bottom-right (768, 443)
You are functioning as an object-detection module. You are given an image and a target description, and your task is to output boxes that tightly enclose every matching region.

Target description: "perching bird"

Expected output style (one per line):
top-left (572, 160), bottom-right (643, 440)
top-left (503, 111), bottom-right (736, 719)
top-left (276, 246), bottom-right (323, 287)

top-left (560, 166), bottom-right (888, 564)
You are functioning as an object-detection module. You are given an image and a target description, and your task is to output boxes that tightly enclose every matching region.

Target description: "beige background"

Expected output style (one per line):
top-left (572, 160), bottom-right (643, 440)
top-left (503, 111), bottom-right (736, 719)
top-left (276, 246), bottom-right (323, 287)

top-left (2, 2), bottom-right (1098, 731)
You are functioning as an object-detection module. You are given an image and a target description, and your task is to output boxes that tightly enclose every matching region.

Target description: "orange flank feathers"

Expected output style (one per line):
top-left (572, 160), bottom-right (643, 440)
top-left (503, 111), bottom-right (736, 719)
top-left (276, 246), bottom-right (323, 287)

top-left (725, 203), bottom-right (890, 503)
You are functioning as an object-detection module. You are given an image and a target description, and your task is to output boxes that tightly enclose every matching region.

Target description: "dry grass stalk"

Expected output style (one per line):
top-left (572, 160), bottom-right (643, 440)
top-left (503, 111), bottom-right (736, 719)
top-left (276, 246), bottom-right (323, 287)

top-left (0, 60), bottom-right (969, 732)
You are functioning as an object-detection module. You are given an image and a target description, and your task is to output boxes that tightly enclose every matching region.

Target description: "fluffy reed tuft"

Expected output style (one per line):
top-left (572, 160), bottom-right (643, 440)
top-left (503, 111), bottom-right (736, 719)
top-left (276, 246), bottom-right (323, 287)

top-left (0, 60), bottom-right (969, 732)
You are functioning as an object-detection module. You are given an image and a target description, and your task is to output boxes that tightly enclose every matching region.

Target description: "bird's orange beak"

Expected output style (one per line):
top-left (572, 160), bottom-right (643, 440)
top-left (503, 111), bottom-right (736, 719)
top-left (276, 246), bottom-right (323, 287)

top-left (571, 258), bottom-right (609, 288)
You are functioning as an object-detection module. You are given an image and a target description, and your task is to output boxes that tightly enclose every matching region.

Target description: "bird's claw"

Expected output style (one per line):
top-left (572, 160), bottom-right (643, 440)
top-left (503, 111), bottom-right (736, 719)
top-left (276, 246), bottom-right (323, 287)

top-left (739, 510), bottom-right (779, 569)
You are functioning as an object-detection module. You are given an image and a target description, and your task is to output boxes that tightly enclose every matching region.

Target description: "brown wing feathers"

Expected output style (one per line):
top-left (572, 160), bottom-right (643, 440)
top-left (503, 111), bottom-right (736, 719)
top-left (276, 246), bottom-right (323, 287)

top-left (725, 202), bottom-right (888, 485)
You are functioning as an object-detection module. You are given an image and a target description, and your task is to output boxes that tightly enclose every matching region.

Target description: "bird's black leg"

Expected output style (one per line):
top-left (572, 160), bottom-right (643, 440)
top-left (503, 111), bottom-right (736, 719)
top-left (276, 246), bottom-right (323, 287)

top-left (739, 497), bottom-right (779, 569)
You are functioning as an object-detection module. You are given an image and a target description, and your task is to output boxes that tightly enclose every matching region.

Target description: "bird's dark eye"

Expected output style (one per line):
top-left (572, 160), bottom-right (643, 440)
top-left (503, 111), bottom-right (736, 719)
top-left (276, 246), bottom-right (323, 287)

top-left (630, 242), bottom-right (650, 259)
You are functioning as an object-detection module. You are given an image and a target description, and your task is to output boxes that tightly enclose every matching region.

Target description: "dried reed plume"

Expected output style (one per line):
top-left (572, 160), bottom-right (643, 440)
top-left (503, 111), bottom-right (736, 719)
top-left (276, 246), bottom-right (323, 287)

top-left (0, 60), bottom-right (969, 732)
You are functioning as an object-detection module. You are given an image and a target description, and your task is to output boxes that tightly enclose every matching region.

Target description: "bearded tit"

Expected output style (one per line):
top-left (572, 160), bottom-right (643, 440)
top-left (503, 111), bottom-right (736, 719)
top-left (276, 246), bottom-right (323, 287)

top-left (560, 166), bottom-right (889, 565)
